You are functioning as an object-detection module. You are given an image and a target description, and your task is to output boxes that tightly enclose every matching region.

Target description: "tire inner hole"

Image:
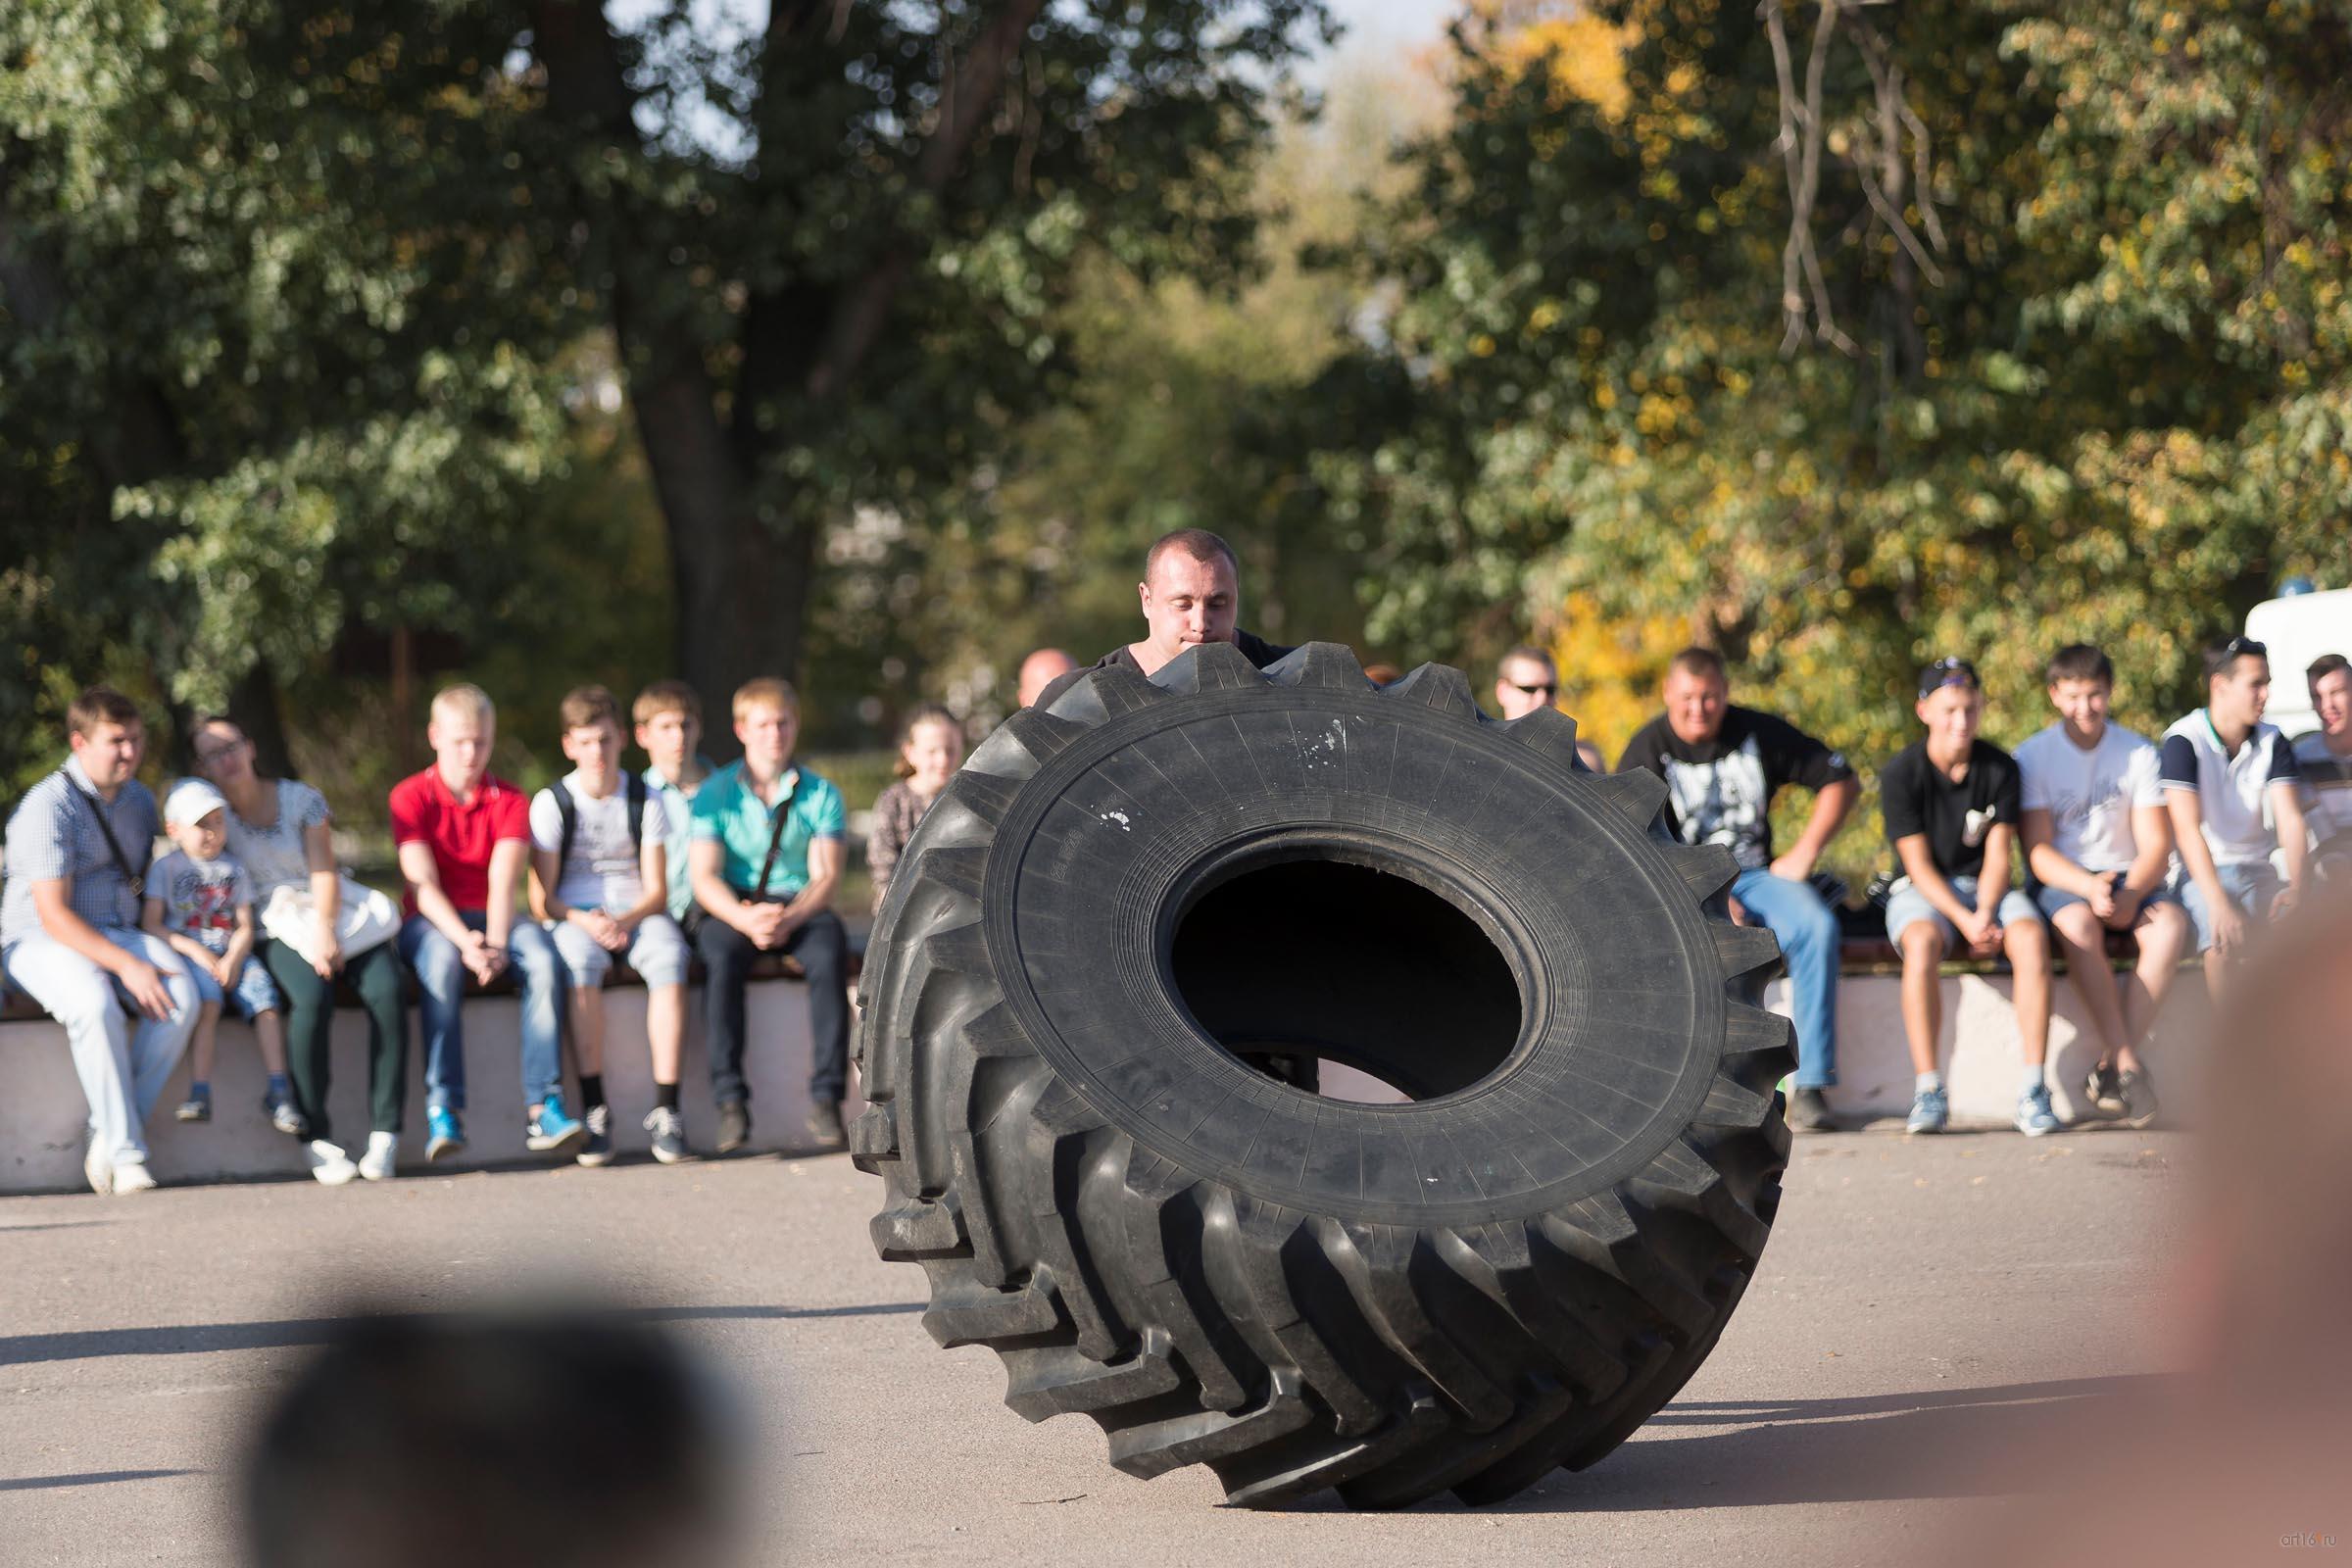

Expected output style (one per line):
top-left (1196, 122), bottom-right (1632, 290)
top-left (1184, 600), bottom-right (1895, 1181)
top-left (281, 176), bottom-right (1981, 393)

top-left (1168, 858), bottom-right (1525, 1102)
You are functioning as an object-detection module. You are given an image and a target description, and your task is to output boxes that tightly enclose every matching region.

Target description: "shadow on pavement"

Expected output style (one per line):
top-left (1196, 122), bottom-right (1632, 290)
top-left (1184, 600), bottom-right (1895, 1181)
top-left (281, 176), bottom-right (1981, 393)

top-left (1493, 1372), bottom-right (2167, 1512)
top-left (0, 1299), bottom-right (924, 1365)
top-left (0, 1469), bottom-right (200, 1491)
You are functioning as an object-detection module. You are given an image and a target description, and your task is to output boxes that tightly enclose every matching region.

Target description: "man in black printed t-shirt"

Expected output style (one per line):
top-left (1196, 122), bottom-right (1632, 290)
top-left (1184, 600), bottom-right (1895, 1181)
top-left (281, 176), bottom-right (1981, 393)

top-left (1880, 658), bottom-right (2054, 1138)
top-left (1617, 647), bottom-right (1859, 1130)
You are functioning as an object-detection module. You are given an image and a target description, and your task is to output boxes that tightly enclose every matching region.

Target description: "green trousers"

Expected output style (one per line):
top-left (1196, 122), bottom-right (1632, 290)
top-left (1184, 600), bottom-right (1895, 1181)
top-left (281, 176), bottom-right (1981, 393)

top-left (262, 937), bottom-right (409, 1143)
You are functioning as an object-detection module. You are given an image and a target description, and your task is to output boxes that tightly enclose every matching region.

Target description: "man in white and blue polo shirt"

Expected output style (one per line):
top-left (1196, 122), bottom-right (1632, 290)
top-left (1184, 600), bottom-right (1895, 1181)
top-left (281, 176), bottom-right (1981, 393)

top-left (2161, 635), bottom-right (2313, 1001)
top-left (1, 688), bottom-right (199, 1195)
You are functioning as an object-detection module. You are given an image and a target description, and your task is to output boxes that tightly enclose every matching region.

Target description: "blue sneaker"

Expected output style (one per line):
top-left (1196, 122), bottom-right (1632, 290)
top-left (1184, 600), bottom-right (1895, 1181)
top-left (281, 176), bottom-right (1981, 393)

top-left (526, 1092), bottom-right (586, 1155)
top-left (426, 1106), bottom-right (466, 1162)
top-left (1905, 1086), bottom-right (1949, 1135)
top-left (2015, 1084), bottom-right (2061, 1137)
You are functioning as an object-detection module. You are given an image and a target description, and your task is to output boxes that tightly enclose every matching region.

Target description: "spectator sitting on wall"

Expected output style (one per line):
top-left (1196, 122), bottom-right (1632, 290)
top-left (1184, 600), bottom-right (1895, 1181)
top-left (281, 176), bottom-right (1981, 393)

top-left (1617, 647), bottom-right (1859, 1132)
top-left (687, 677), bottom-right (852, 1155)
top-left (0, 687), bottom-right (197, 1196)
top-left (195, 714), bottom-right (411, 1186)
top-left (1490, 645), bottom-right (1604, 770)
top-left (2296, 653), bottom-right (2352, 870)
top-left (391, 683), bottom-right (579, 1164)
top-left (529, 685), bottom-right (693, 1168)
top-left (2015, 644), bottom-right (2191, 1130)
top-left (2161, 636), bottom-right (2312, 1003)
top-left (867, 705), bottom-right (965, 919)
top-left (1031, 528), bottom-right (1295, 710)
top-left (1881, 658), bottom-right (2056, 1138)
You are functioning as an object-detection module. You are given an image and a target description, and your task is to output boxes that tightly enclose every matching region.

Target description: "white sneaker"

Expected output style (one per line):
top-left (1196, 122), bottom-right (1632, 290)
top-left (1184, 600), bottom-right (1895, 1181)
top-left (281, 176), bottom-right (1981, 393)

top-left (83, 1139), bottom-right (114, 1197)
top-left (306, 1139), bottom-right (360, 1186)
top-left (359, 1131), bottom-right (399, 1182)
top-left (110, 1159), bottom-right (159, 1195)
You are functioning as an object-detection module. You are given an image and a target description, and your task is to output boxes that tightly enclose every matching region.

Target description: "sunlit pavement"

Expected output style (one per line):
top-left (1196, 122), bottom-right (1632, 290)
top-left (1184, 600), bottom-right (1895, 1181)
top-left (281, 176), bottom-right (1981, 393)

top-left (0, 1123), bottom-right (2190, 1567)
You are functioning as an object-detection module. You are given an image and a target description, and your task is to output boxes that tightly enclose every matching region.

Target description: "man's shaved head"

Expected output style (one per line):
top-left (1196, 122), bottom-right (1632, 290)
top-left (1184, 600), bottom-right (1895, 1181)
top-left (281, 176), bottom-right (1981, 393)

top-left (1016, 648), bottom-right (1078, 708)
top-left (1143, 528), bottom-right (1239, 580)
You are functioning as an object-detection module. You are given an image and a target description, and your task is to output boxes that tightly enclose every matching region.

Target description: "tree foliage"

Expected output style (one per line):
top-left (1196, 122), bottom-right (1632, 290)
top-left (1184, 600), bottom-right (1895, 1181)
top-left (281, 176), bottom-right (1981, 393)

top-left (0, 0), bottom-right (1327, 786)
top-left (1323, 0), bottom-right (2352, 809)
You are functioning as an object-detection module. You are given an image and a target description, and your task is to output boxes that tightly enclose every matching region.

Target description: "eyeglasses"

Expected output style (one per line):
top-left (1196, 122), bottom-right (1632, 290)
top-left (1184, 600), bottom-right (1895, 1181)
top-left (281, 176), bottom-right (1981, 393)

top-left (1506, 680), bottom-right (1558, 698)
top-left (2219, 636), bottom-right (2267, 660)
top-left (193, 742), bottom-right (246, 765)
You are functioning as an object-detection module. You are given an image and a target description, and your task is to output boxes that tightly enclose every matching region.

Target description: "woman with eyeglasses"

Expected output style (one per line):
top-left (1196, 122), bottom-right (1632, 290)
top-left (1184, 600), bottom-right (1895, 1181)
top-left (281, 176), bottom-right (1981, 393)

top-left (194, 718), bottom-right (410, 1185)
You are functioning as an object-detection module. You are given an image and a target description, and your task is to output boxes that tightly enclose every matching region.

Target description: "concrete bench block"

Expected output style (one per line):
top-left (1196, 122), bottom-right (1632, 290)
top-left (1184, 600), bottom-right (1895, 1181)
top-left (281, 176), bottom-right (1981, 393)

top-left (1768, 970), bottom-right (2213, 1127)
top-left (0, 978), bottom-right (861, 1194)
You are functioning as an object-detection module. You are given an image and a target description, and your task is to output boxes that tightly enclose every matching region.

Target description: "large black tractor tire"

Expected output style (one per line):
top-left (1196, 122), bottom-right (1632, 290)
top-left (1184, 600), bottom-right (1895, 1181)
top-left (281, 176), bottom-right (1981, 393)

top-left (851, 642), bottom-right (1792, 1508)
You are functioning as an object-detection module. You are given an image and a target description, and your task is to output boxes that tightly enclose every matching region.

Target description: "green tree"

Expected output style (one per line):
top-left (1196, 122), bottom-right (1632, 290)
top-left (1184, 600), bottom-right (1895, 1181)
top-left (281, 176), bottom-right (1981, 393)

top-left (1, 0), bottom-right (1330, 781)
top-left (1327, 0), bottom-right (2350, 825)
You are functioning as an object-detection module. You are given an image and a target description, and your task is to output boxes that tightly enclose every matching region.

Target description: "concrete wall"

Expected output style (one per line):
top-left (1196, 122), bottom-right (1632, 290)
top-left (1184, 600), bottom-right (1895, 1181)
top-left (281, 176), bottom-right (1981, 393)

top-left (0, 980), bottom-right (862, 1194)
top-left (5, 963), bottom-right (2215, 1192)
top-left (1769, 967), bottom-right (2213, 1127)
top-left (1308, 967), bottom-right (2215, 1128)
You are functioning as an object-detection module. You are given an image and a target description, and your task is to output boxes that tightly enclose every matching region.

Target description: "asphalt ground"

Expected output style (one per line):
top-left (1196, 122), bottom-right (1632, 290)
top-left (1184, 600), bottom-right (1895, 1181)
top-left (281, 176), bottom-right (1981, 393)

top-left (2, 1122), bottom-right (2201, 1566)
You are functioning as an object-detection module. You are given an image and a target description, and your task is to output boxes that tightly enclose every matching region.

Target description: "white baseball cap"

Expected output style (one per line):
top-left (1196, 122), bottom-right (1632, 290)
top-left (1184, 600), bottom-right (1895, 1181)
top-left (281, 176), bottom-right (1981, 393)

top-left (165, 778), bottom-right (230, 827)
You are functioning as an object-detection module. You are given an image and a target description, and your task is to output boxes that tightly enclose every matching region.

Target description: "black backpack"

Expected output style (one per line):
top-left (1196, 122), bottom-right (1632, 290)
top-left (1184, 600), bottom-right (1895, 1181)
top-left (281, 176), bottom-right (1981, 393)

top-left (552, 771), bottom-right (650, 875)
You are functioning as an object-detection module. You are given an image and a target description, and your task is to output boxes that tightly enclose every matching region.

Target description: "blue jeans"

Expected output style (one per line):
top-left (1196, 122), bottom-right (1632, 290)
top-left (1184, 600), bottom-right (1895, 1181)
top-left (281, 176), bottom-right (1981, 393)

top-left (1730, 868), bottom-right (1840, 1089)
top-left (398, 912), bottom-right (566, 1111)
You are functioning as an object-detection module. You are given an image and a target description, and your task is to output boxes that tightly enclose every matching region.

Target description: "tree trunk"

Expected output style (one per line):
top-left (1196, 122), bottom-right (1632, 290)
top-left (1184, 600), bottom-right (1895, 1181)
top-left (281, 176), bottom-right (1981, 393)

top-left (534, 0), bottom-right (819, 746)
top-left (630, 349), bottom-right (809, 742)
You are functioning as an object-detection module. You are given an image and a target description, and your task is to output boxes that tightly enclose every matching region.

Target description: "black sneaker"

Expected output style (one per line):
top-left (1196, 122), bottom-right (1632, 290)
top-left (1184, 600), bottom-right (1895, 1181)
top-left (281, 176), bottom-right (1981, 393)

top-left (643, 1105), bottom-right (688, 1164)
top-left (2118, 1066), bottom-right (2159, 1130)
top-left (715, 1101), bottom-right (752, 1155)
top-left (2084, 1061), bottom-right (2127, 1118)
top-left (806, 1100), bottom-right (847, 1152)
top-left (1789, 1087), bottom-right (1838, 1131)
top-left (575, 1103), bottom-right (613, 1167)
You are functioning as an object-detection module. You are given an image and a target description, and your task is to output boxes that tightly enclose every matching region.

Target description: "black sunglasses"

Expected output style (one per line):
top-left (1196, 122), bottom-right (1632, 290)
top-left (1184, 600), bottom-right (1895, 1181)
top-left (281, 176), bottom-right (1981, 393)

top-left (2220, 635), bottom-right (2267, 659)
top-left (1506, 679), bottom-right (1557, 697)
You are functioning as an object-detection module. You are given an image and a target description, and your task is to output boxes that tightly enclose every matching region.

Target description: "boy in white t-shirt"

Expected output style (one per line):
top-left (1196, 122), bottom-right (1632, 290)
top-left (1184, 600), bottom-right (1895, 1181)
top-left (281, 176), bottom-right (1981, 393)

top-left (2017, 645), bottom-right (2191, 1128)
top-left (529, 686), bottom-right (692, 1166)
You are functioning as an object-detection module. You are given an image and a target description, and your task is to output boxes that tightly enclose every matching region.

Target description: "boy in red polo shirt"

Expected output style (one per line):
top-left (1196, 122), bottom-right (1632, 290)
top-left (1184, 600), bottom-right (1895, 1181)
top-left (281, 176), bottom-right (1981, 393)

top-left (391, 684), bottom-right (580, 1163)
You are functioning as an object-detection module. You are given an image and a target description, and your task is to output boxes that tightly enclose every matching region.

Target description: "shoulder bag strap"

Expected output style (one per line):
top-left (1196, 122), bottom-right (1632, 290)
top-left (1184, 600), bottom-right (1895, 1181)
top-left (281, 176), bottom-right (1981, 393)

top-left (749, 771), bottom-right (803, 899)
top-left (61, 770), bottom-right (149, 900)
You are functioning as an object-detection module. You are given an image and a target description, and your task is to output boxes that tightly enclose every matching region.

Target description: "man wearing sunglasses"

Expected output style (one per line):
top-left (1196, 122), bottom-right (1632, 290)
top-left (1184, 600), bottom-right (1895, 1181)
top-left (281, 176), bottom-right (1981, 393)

top-left (1617, 647), bottom-right (1859, 1130)
top-left (2161, 636), bottom-right (2311, 1001)
top-left (1492, 647), bottom-right (1604, 769)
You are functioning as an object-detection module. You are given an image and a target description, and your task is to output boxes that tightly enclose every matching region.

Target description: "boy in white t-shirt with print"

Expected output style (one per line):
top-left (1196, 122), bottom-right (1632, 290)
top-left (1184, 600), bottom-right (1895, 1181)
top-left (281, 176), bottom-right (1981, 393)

top-left (141, 779), bottom-right (304, 1137)
top-left (2016, 645), bottom-right (2191, 1128)
top-left (529, 685), bottom-right (693, 1166)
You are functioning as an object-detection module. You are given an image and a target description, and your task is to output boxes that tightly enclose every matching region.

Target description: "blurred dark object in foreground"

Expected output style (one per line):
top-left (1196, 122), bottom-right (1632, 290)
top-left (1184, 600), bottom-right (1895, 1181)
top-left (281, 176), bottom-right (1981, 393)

top-left (1959, 879), bottom-right (2352, 1566)
top-left (244, 1304), bottom-right (745, 1568)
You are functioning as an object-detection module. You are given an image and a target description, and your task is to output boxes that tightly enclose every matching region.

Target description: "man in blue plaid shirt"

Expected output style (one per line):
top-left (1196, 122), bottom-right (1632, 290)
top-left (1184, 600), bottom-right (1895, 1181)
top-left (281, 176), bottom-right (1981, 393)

top-left (1, 688), bottom-right (198, 1195)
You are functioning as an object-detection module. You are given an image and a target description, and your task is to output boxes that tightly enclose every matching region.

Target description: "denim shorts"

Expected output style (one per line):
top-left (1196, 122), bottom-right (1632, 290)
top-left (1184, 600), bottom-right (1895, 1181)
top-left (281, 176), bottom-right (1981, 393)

top-left (2033, 876), bottom-right (2180, 922)
top-left (548, 911), bottom-right (692, 988)
top-left (186, 952), bottom-right (281, 1021)
top-left (1884, 875), bottom-right (2043, 951)
top-left (2175, 860), bottom-right (2281, 953)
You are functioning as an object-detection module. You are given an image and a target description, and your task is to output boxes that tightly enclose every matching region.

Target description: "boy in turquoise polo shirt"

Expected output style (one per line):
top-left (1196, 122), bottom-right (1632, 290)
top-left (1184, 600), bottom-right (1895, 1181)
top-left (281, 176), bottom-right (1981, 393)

top-left (688, 676), bottom-right (850, 1154)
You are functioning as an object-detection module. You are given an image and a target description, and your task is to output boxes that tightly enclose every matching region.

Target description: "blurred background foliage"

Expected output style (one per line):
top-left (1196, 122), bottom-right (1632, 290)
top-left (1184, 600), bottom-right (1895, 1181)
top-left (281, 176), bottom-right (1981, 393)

top-left (5, 0), bottom-right (2347, 895)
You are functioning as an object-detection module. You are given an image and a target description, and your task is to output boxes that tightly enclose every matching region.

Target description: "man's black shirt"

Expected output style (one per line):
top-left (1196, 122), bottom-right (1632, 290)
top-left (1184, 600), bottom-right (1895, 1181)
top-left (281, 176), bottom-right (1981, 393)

top-left (1032, 629), bottom-right (1296, 711)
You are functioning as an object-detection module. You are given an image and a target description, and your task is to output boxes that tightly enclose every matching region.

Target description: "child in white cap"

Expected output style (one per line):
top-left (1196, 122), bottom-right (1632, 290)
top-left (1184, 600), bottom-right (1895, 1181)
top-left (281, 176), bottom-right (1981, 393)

top-left (141, 778), bottom-right (303, 1135)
